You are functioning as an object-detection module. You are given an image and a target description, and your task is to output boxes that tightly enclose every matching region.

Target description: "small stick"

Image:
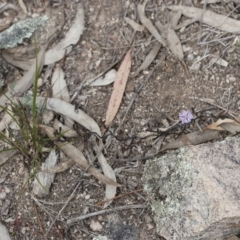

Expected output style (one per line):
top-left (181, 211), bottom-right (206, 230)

top-left (95, 189), bottom-right (143, 207)
top-left (190, 97), bottom-right (238, 121)
top-left (45, 181), bottom-right (81, 237)
top-left (34, 205), bottom-right (48, 240)
top-left (67, 204), bottom-right (147, 225)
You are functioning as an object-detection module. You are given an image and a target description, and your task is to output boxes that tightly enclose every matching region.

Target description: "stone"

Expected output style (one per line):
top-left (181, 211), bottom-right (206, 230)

top-left (142, 137), bottom-right (240, 240)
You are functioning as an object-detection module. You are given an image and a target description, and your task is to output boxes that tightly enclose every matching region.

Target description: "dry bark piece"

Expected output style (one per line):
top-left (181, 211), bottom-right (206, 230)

top-left (44, 4), bottom-right (84, 65)
top-left (32, 150), bottom-right (58, 197)
top-left (105, 50), bottom-right (131, 127)
top-left (168, 5), bottom-right (240, 33)
top-left (40, 125), bottom-right (122, 187)
top-left (137, 0), bottom-right (166, 46)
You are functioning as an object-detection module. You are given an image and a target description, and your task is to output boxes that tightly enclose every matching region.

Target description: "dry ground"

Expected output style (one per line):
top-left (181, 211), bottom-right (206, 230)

top-left (1, 0), bottom-right (240, 239)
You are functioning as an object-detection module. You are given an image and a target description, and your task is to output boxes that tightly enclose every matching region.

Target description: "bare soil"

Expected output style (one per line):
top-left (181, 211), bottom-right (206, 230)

top-left (1, 0), bottom-right (240, 239)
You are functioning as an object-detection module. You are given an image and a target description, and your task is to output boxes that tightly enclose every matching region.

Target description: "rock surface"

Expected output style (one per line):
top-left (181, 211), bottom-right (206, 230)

top-left (142, 137), bottom-right (240, 240)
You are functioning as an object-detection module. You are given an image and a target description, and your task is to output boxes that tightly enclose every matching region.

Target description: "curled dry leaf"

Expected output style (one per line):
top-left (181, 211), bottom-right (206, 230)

top-left (105, 50), bottom-right (131, 127)
top-left (44, 3), bottom-right (84, 65)
top-left (40, 125), bottom-right (121, 187)
top-left (204, 118), bottom-right (240, 132)
top-left (124, 17), bottom-right (145, 31)
top-left (93, 141), bottom-right (117, 208)
top-left (2, 50), bottom-right (32, 70)
top-left (131, 42), bottom-right (161, 78)
top-left (53, 119), bottom-right (78, 138)
top-left (137, 0), bottom-right (166, 46)
top-left (168, 5), bottom-right (240, 33)
top-left (0, 46), bottom-right (46, 112)
top-left (33, 97), bottom-right (101, 136)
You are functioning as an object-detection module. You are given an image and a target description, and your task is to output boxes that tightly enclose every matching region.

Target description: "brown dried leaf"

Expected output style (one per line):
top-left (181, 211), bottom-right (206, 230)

top-left (168, 5), bottom-right (240, 33)
top-left (204, 118), bottom-right (240, 131)
top-left (161, 130), bottom-right (221, 151)
top-left (40, 125), bottom-right (122, 187)
top-left (105, 50), bottom-right (131, 127)
top-left (137, 0), bottom-right (166, 46)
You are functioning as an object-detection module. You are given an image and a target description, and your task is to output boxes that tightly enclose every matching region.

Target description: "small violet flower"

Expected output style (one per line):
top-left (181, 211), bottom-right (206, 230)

top-left (179, 110), bottom-right (193, 124)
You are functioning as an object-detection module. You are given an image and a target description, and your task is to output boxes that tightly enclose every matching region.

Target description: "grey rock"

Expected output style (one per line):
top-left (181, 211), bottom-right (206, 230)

top-left (0, 16), bottom-right (48, 49)
top-left (142, 137), bottom-right (240, 240)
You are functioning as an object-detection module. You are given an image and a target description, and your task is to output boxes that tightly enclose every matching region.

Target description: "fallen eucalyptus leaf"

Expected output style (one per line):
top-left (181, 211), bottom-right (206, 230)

top-left (168, 5), bottom-right (240, 33)
top-left (93, 141), bottom-right (117, 208)
top-left (40, 125), bottom-right (122, 187)
top-left (137, 0), bottom-right (166, 46)
top-left (85, 69), bottom-right (117, 87)
top-left (105, 50), bottom-right (131, 127)
top-left (44, 4), bottom-right (84, 65)
top-left (131, 42), bottom-right (161, 78)
top-left (0, 47), bottom-right (46, 112)
top-left (124, 17), bottom-right (145, 31)
top-left (2, 50), bottom-right (32, 70)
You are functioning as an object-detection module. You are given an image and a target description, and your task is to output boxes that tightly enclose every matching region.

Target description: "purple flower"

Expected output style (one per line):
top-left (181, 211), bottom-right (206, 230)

top-left (179, 110), bottom-right (193, 124)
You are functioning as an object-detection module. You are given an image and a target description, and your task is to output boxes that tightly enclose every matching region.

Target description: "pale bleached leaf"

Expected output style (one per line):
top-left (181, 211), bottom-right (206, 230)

top-left (124, 17), bottom-right (145, 31)
top-left (168, 5), bottom-right (240, 33)
top-left (40, 125), bottom-right (122, 187)
top-left (0, 46), bottom-right (45, 112)
top-left (87, 69), bottom-right (117, 86)
top-left (0, 106), bottom-right (13, 132)
top-left (131, 42), bottom-right (161, 78)
top-left (2, 50), bottom-right (31, 70)
top-left (0, 222), bottom-right (11, 240)
top-left (105, 50), bottom-right (131, 127)
top-left (93, 141), bottom-right (117, 208)
top-left (34, 97), bottom-right (101, 136)
top-left (137, 0), bottom-right (166, 46)
top-left (44, 4), bottom-right (84, 65)
top-left (0, 149), bottom-right (18, 165)
top-left (51, 66), bottom-right (73, 128)
top-left (210, 56), bottom-right (228, 67)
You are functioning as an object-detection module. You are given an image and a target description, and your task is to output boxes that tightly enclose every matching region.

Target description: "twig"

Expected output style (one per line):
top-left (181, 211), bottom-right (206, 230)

top-left (190, 97), bottom-right (238, 121)
top-left (34, 205), bottom-right (48, 240)
top-left (95, 189), bottom-right (143, 207)
top-left (67, 204), bottom-right (147, 225)
top-left (45, 181), bottom-right (81, 237)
